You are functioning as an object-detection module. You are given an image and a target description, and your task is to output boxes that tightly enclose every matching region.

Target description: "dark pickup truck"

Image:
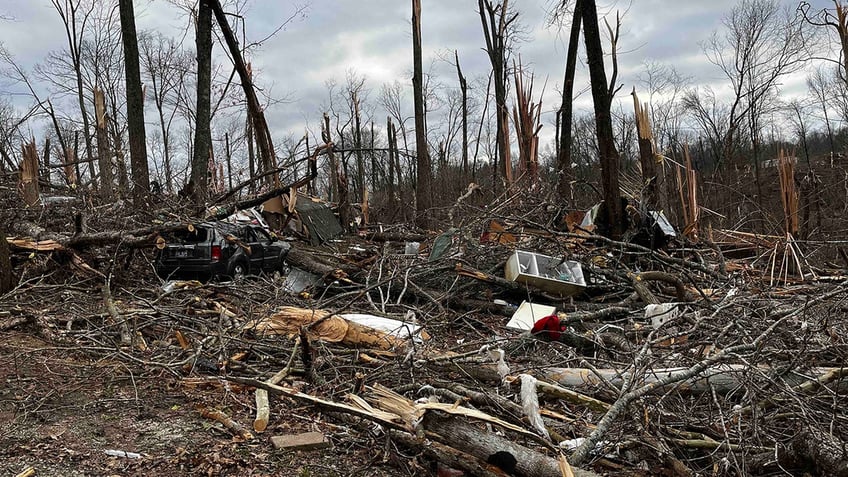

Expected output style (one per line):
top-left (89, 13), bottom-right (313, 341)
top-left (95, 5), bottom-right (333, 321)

top-left (155, 222), bottom-right (290, 280)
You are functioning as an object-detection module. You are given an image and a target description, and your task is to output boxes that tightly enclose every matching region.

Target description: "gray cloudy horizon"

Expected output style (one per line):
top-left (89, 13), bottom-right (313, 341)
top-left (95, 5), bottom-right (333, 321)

top-left (0, 0), bottom-right (840, 170)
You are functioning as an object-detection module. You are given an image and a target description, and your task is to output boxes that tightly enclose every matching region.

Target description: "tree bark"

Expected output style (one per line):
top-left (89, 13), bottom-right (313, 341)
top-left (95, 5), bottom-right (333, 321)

top-left (455, 50), bottom-right (469, 182)
top-left (192, 0), bottom-right (213, 204)
top-left (582, 0), bottom-right (624, 239)
top-left (424, 413), bottom-right (598, 477)
top-left (0, 227), bottom-right (12, 294)
top-left (352, 91), bottom-right (365, 204)
top-left (119, 0), bottom-right (150, 205)
top-left (386, 117), bottom-right (398, 214)
top-left (556, 0), bottom-right (582, 203)
top-left (780, 429), bottom-right (848, 477)
top-left (412, 0), bottom-right (432, 228)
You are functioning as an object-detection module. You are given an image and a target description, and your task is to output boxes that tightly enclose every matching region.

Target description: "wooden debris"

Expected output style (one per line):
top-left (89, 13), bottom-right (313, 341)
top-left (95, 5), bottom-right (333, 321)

top-left (543, 365), bottom-right (845, 395)
top-left (14, 467), bottom-right (35, 477)
top-left (250, 306), bottom-right (405, 350)
top-left (270, 431), bottom-right (331, 451)
top-left (198, 406), bottom-right (253, 440)
top-left (254, 339), bottom-right (300, 433)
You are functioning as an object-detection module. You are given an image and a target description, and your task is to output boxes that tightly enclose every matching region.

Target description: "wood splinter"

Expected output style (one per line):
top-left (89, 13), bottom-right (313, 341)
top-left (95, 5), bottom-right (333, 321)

top-left (198, 406), bottom-right (253, 440)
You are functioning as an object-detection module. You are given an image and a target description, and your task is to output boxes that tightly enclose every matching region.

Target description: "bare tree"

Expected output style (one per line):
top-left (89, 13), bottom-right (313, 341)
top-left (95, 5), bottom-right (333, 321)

top-left (554, 0), bottom-right (583, 203)
top-left (412, 0), bottom-right (432, 228)
top-left (681, 87), bottom-right (733, 168)
top-left (636, 60), bottom-right (690, 154)
top-left (207, 0), bottom-right (276, 188)
top-left (50, 0), bottom-right (98, 179)
top-left (455, 50), bottom-right (469, 181)
top-left (807, 66), bottom-right (837, 156)
top-left (118, 0), bottom-right (149, 203)
top-left (140, 33), bottom-right (190, 193)
top-left (478, 0), bottom-right (520, 189)
top-left (582, 0), bottom-right (624, 238)
top-left (191, 0), bottom-right (213, 203)
top-left (800, 1), bottom-right (848, 85)
top-left (702, 0), bottom-right (807, 190)
top-left (380, 80), bottom-right (411, 154)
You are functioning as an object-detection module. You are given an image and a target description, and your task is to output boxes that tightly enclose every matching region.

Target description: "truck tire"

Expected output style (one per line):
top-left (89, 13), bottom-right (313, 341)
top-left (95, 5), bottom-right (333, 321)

top-left (228, 260), bottom-right (247, 281)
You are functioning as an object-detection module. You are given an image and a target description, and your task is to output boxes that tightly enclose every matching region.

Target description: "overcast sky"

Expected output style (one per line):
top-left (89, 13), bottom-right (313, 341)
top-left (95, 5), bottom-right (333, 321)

top-left (0, 0), bottom-right (838, 153)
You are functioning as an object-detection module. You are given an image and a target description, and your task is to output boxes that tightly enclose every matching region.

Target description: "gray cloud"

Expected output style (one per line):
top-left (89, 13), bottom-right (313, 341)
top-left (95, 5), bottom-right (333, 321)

top-left (1, 0), bottom-right (837, 155)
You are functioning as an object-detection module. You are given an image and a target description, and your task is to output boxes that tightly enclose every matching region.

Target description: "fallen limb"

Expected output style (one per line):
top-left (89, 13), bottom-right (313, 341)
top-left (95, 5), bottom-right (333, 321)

top-left (14, 466), bottom-right (35, 477)
top-left (534, 380), bottom-right (611, 413)
top-left (102, 278), bottom-right (131, 346)
top-left (569, 280), bottom-right (848, 465)
top-left (423, 412), bottom-right (599, 477)
top-left (736, 366), bottom-right (848, 417)
top-left (388, 430), bottom-right (506, 477)
top-left (562, 307), bottom-right (632, 325)
top-left (227, 377), bottom-right (407, 431)
top-left (635, 271), bottom-right (688, 302)
top-left (286, 247), bottom-right (354, 281)
top-left (561, 232), bottom-right (721, 278)
top-left (0, 315), bottom-right (29, 331)
top-left (11, 220), bottom-right (190, 249)
top-left (544, 365), bottom-right (843, 395)
top-left (198, 406), bottom-right (253, 440)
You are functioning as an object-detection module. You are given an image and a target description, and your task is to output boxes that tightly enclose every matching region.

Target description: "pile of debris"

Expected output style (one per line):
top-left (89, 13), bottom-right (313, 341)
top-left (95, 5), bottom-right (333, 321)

top-left (2, 191), bottom-right (847, 477)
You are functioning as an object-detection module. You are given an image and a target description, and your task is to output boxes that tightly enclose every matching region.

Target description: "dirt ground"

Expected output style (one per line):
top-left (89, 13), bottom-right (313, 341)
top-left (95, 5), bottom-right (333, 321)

top-left (0, 330), bottom-right (415, 477)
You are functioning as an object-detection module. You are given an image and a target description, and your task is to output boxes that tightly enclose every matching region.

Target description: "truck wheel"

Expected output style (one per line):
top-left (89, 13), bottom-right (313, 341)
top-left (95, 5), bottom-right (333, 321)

top-left (229, 261), bottom-right (247, 281)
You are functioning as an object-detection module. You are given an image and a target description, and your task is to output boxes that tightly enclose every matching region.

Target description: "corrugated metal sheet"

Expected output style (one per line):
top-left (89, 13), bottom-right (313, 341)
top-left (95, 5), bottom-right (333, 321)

top-left (295, 198), bottom-right (344, 245)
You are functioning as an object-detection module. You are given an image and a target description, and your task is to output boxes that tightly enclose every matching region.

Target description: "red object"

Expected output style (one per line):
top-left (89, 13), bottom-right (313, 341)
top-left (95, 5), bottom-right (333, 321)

top-left (531, 314), bottom-right (565, 340)
top-left (210, 245), bottom-right (222, 261)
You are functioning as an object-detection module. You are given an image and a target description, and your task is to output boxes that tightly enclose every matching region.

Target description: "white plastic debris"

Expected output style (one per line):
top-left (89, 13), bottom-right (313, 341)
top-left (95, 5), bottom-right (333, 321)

top-left (558, 437), bottom-right (587, 451)
top-left (340, 313), bottom-right (423, 342)
top-left (480, 346), bottom-right (510, 380)
top-left (104, 449), bottom-right (142, 459)
top-left (162, 281), bottom-right (177, 294)
top-left (505, 301), bottom-right (557, 331)
top-left (519, 374), bottom-right (549, 439)
top-left (644, 303), bottom-right (679, 329)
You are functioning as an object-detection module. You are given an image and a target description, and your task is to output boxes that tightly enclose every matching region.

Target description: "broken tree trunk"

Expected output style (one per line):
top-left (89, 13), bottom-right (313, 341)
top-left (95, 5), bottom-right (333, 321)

top-left (632, 89), bottom-right (657, 209)
top-left (543, 365), bottom-right (844, 395)
top-left (285, 246), bottom-right (355, 280)
top-left (94, 87), bottom-right (113, 200)
top-left (10, 220), bottom-right (192, 249)
top-left (423, 412), bottom-right (598, 477)
top-left (250, 306), bottom-right (405, 350)
top-left (20, 141), bottom-right (40, 206)
top-left (254, 339), bottom-right (299, 433)
top-left (208, 157), bottom-right (318, 220)
top-left (206, 0), bottom-right (276, 187)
